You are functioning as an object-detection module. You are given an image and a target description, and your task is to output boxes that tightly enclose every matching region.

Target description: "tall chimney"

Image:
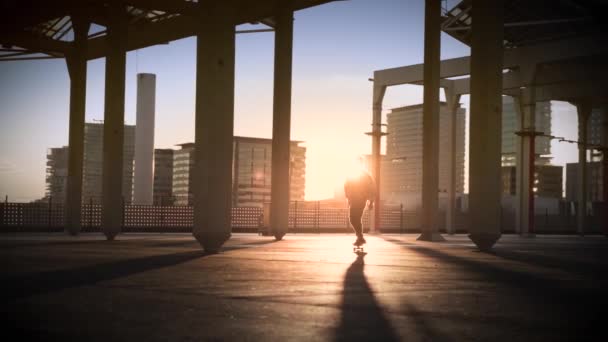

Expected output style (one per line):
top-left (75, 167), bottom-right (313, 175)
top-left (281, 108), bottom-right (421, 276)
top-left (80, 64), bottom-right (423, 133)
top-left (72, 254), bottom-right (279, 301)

top-left (133, 73), bottom-right (156, 205)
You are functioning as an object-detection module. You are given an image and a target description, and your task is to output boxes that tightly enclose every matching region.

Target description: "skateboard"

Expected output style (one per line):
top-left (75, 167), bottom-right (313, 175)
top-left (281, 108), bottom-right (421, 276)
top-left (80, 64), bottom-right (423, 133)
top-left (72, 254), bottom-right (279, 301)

top-left (353, 245), bottom-right (365, 254)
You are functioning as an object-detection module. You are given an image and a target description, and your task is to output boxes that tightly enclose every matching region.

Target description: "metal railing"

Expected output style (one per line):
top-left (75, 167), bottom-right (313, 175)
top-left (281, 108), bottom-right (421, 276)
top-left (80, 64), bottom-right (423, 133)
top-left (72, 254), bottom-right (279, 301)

top-left (0, 200), bottom-right (603, 234)
top-left (0, 201), bottom-right (421, 233)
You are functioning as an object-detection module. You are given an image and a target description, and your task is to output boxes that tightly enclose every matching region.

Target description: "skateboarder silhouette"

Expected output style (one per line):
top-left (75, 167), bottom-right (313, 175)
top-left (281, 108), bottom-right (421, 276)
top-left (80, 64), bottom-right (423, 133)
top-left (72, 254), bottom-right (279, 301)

top-left (344, 165), bottom-right (376, 248)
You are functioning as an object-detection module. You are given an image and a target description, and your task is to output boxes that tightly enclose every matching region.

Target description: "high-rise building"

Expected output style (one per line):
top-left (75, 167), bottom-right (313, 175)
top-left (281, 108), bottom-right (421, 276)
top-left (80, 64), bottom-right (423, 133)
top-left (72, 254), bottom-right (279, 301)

top-left (153, 148), bottom-right (174, 205)
top-left (133, 73), bottom-right (156, 205)
top-left (82, 122), bottom-right (135, 204)
top-left (172, 143), bottom-right (195, 206)
top-left (171, 137), bottom-right (306, 207)
top-left (46, 123), bottom-right (135, 204)
top-left (45, 146), bottom-right (69, 202)
top-left (566, 162), bottom-right (604, 202)
top-left (232, 136), bottom-right (306, 207)
top-left (502, 97), bottom-right (552, 166)
top-left (502, 165), bottom-right (563, 198)
top-left (588, 109), bottom-right (603, 147)
top-left (381, 102), bottom-right (466, 204)
top-left (588, 108), bottom-right (607, 161)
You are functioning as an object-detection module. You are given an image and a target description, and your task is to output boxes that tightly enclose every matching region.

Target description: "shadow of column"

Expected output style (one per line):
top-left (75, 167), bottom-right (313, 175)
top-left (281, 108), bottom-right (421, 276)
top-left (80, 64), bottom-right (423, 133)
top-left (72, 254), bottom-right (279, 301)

top-left (334, 253), bottom-right (399, 342)
top-left (3, 239), bottom-right (277, 301)
top-left (382, 236), bottom-right (608, 340)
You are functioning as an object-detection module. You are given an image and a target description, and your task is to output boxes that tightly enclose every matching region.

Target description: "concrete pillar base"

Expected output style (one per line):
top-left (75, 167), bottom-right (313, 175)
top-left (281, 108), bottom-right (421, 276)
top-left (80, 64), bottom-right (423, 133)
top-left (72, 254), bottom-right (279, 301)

top-left (519, 233), bottom-right (536, 238)
top-left (105, 233), bottom-right (117, 241)
top-left (417, 232), bottom-right (445, 242)
top-left (469, 233), bottom-right (501, 251)
top-left (194, 232), bottom-right (231, 253)
top-left (66, 228), bottom-right (79, 236)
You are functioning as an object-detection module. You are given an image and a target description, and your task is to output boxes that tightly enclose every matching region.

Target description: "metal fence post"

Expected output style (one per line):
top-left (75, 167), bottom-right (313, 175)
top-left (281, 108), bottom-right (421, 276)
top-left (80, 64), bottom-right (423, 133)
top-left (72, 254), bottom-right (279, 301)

top-left (317, 201), bottom-right (320, 234)
top-left (0, 196), bottom-right (5, 229)
top-left (89, 197), bottom-right (93, 229)
top-left (294, 200), bottom-right (298, 233)
top-left (121, 196), bottom-right (125, 230)
top-left (160, 201), bottom-right (165, 231)
top-left (400, 203), bottom-right (404, 234)
top-left (48, 196), bottom-right (52, 230)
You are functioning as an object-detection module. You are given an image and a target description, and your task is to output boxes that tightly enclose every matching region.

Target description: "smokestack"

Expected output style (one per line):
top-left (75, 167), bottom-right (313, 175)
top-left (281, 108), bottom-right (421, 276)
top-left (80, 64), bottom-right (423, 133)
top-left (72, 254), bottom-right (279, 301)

top-left (133, 73), bottom-right (156, 205)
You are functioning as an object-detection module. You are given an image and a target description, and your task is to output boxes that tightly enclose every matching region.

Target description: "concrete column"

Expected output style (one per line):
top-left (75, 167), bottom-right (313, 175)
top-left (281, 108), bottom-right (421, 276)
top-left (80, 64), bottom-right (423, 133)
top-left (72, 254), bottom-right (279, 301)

top-left (517, 87), bottom-right (537, 237)
top-left (101, 3), bottom-right (127, 240)
top-left (468, 0), bottom-right (504, 250)
top-left (513, 96), bottom-right (524, 234)
top-left (64, 17), bottom-right (90, 235)
top-left (270, 8), bottom-right (294, 241)
top-left (602, 106), bottom-right (608, 236)
top-left (445, 88), bottom-right (461, 235)
top-left (576, 101), bottom-right (591, 236)
top-left (418, 0), bottom-right (444, 242)
top-left (370, 85), bottom-right (386, 234)
top-left (193, 3), bottom-right (235, 252)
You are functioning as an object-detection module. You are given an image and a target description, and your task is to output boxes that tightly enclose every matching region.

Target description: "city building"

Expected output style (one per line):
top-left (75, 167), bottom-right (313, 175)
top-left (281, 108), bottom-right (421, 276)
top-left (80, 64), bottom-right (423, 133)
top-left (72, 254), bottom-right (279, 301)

top-left (171, 137), bottom-right (306, 207)
top-left (46, 123), bottom-right (135, 204)
top-left (380, 102), bottom-right (466, 205)
top-left (501, 97), bottom-right (552, 166)
top-left (588, 108), bottom-right (606, 148)
top-left (502, 165), bottom-right (563, 199)
top-left (232, 136), bottom-right (306, 207)
top-left (45, 146), bottom-right (69, 202)
top-left (588, 108), bottom-right (608, 161)
top-left (82, 122), bottom-right (135, 204)
top-left (133, 73), bottom-right (156, 205)
top-left (153, 148), bottom-right (174, 205)
top-left (172, 143), bottom-right (195, 206)
top-left (566, 162), bottom-right (604, 202)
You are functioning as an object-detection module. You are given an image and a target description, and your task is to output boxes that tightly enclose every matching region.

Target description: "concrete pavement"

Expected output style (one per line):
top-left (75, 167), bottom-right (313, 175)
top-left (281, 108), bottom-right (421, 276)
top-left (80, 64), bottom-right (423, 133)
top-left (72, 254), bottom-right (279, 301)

top-left (1, 233), bottom-right (607, 341)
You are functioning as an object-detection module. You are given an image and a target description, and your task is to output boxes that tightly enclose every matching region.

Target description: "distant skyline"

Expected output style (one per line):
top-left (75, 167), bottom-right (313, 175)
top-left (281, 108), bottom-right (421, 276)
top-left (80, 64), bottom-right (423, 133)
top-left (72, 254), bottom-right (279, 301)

top-left (0, 0), bottom-right (580, 202)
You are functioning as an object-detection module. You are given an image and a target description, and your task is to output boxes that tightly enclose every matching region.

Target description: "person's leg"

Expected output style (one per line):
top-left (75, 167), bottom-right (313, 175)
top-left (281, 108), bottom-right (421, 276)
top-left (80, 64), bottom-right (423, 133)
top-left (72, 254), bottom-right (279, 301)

top-left (349, 204), bottom-right (365, 239)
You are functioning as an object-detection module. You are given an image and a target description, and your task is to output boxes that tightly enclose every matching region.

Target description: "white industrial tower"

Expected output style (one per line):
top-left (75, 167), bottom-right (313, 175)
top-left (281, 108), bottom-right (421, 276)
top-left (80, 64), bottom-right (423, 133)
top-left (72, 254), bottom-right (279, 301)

top-left (133, 73), bottom-right (156, 205)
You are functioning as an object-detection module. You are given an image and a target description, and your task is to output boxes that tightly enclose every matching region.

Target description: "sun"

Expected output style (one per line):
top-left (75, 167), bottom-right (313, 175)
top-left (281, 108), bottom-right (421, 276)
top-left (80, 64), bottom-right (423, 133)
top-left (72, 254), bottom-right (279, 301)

top-left (343, 156), bottom-right (369, 182)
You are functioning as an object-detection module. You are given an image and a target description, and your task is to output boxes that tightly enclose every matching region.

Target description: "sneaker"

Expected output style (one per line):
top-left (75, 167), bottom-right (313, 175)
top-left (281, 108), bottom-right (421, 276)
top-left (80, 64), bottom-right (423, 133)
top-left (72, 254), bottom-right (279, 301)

top-left (353, 237), bottom-right (366, 246)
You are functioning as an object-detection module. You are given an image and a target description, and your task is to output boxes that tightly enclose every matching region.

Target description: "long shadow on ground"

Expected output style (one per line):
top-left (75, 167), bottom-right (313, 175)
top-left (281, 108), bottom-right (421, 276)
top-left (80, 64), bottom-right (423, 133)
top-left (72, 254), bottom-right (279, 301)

top-left (490, 246), bottom-right (608, 281)
top-left (334, 253), bottom-right (399, 342)
top-left (2, 250), bottom-right (206, 300)
top-left (383, 237), bottom-right (608, 340)
top-left (1, 239), bottom-right (276, 300)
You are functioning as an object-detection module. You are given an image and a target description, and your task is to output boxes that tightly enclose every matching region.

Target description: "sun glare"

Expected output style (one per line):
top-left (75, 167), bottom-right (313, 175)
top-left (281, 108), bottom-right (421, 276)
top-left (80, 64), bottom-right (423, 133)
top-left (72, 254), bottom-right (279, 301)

top-left (343, 157), bottom-right (368, 182)
top-left (305, 148), bottom-right (370, 201)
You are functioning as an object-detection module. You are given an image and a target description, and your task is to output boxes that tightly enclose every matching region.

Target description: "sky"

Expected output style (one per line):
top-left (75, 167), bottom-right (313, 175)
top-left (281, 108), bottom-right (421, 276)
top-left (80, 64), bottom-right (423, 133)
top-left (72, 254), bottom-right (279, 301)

top-left (0, 0), bottom-right (580, 202)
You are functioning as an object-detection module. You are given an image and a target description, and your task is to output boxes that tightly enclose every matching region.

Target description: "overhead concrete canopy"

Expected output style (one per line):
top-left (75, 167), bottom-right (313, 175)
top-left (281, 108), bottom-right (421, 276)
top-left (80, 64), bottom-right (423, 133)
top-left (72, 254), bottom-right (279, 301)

top-left (442, 0), bottom-right (608, 48)
top-left (0, 0), bottom-right (336, 61)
